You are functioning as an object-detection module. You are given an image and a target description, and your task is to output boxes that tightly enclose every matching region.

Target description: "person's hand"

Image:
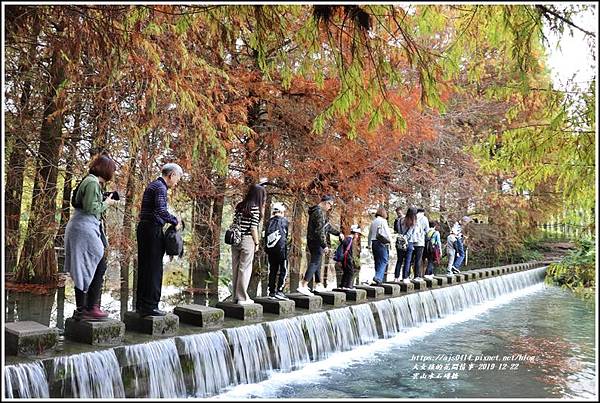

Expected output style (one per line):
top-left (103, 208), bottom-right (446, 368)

top-left (339, 233), bottom-right (345, 241)
top-left (324, 247), bottom-right (330, 256)
top-left (255, 241), bottom-right (260, 252)
top-left (105, 193), bottom-right (118, 206)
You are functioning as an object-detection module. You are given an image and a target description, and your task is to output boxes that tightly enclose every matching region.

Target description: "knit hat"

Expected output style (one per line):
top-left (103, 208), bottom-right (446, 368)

top-left (321, 195), bottom-right (334, 203)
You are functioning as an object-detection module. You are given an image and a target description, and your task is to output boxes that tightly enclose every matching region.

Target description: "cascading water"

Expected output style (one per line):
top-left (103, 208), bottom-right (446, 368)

top-left (372, 300), bottom-right (398, 338)
top-left (51, 349), bottom-right (124, 398)
top-left (429, 287), bottom-right (459, 318)
top-left (299, 311), bottom-right (336, 361)
top-left (389, 297), bottom-right (414, 330)
top-left (121, 339), bottom-right (186, 398)
top-left (405, 293), bottom-right (427, 325)
top-left (327, 307), bottom-right (360, 350)
top-left (350, 303), bottom-right (379, 344)
top-left (177, 332), bottom-right (236, 397)
top-left (4, 362), bottom-right (49, 398)
top-left (225, 324), bottom-right (273, 384)
top-left (418, 291), bottom-right (439, 322)
top-left (265, 318), bottom-right (310, 372)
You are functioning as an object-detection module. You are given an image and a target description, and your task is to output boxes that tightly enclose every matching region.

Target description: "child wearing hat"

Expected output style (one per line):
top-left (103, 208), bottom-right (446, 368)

top-left (339, 224), bottom-right (363, 289)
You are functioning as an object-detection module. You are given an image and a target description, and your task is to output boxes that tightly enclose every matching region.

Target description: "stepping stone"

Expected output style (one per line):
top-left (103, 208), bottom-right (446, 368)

top-left (432, 276), bottom-right (448, 287)
top-left (285, 293), bottom-right (323, 311)
top-left (123, 312), bottom-right (179, 336)
top-left (397, 281), bottom-right (415, 292)
top-left (445, 274), bottom-right (455, 285)
top-left (215, 301), bottom-right (263, 321)
top-left (254, 297), bottom-right (295, 315)
top-left (64, 317), bottom-right (124, 346)
top-left (333, 288), bottom-right (367, 302)
top-left (410, 279), bottom-right (427, 290)
top-left (423, 278), bottom-right (439, 289)
top-left (5, 321), bottom-right (59, 356)
top-left (454, 273), bottom-right (467, 282)
top-left (354, 285), bottom-right (385, 299)
top-left (173, 304), bottom-right (224, 328)
top-left (461, 271), bottom-right (477, 281)
top-left (490, 268), bottom-right (500, 276)
top-left (379, 283), bottom-right (401, 296)
top-left (481, 269), bottom-right (491, 277)
top-left (312, 290), bottom-right (346, 306)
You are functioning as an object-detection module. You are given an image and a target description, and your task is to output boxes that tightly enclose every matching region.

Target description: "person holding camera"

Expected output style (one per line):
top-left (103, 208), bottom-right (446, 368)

top-left (136, 163), bottom-right (183, 316)
top-left (65, 154), bottom-right (118, 320)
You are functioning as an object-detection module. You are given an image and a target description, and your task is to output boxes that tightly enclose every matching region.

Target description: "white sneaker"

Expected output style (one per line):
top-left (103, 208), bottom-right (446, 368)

top-left (239, 299), bottom-right (254, 305)
top-left (414, 277), bottom-right (423, 281)
top-left (425, 274), bottom-right (434, 279)
top-left (297, 286), bottom-right (314, 296)
top-left (313, 285), bottom-right (326, 293)
top-left (403, 278), bottom-right (411, 284)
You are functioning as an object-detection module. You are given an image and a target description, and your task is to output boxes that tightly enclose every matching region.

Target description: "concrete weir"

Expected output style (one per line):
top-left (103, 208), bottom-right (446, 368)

top-left (4, 261), bottom-right (550, 398)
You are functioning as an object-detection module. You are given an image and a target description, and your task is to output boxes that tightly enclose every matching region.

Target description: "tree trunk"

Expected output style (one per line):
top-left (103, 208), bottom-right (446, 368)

top-left (5, 16), bottom-right (41, 273)
top-left (288, 197), bottom-right (305, 291)
top-left (191, 195), bottom-right (215, 292)
top-left (16, 38), bottom-right (67, 284)
top-left (209, 175), bottom-right (226, 293)
top-left (119, 145), bottom-right (139, 318)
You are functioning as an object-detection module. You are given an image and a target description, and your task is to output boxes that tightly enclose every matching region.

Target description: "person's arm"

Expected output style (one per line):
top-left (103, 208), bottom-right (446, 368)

top-left (250, 208), bottom-right (261, 247)
top-left (155, 185), bottom-right (178, 225)
top-left (316, 210), bottom-right (327, 248)
top-left (80, 178), bottom-right (109, 217)
top-left (367, 222), bottom-right (373, 249)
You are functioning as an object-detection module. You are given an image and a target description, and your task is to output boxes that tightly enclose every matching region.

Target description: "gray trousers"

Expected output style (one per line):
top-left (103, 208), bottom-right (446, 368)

top-left (231, 235), bottom-right (255, 302)
top-left (446, 248), bottom-right (456, 273)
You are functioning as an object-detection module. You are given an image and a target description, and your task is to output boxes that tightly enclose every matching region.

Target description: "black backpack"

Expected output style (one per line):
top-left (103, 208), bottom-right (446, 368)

top-left (424, 229), bottom-right (435, 258)
top-left (165, 220), bottom-right (185, 257)
top-left (264, 216), bottom-right (287, 253)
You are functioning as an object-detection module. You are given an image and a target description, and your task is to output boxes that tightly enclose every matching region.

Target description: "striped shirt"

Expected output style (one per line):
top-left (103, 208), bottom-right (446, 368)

top-left (235, 205), bottom-right (260, 235)
top-left (139, 177), bottom-right (178, 226)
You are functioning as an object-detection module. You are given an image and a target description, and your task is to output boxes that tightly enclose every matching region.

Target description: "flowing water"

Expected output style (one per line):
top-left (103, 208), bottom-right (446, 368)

top-left (4, 362), bottom-right (50, 398)
top-left (50, 349), bottom-right (124, 398)
top-left (372, 300), bottom-right (399, 338)
top-left (299, 311), bottom-right (336, 361)
top-left (265, 318), bottom-right (310, 372)
top-left (350, 304), bottom-right (379, 344)
top-left (327, 307), bottom-right (360, 351)
top-left (224, 324), bottom-right (273, 384)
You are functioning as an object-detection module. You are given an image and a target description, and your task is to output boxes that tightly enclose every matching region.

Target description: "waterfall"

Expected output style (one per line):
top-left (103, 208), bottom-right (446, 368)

top-left (372, 300), bottom-right (398, 338)
top-left (265, 318), bottom-right (310, 372)
top-left (389, 297), bottom-right (414, 330)
top-left (350, 304), bottom-right (379, 344)
top-left (405, 293), bottom-right (426, 325)
top-left (225, 324), bottom-right (273, 384)
top-left (327, 307), bottom-right (360, 350)
top-left (121, 339), bottom-right (186, 398)
top-left (419, 291), bottom-right (439, 322)
top-left (299, 311), bottom-right (336, 361)
top-left (178, 332), bottom-right (236, 397)
top-left (51, 349), bottom-right (124, 398)
top-left (4, 362), bottom-right (49, 398)
top-left (430, 287), bottom-right (458, 318)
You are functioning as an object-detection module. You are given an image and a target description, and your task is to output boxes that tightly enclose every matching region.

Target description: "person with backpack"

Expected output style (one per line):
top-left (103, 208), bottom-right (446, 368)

top-left (367, 206), bottom-right (392, 286)
top-left (401, 207), bottom-right (417, 284)
top-left (65, 155), bottom-right (118, 320)
top-left (264, 202), bottom-right (290, 300)
top-left (228, 184), bottom-right (267, 304)
top-left (297, 195), bottom-right (344, 296)
top-left (451, 216), bottom-right (471, 272)
top-left (336, 224), bottom-right (363, 289)
top-left (393, 207), bottom-right (408, 282)
top-left (136, 163), bottom-right (183, 317)
top-left (423, 220), bottom-right (442, 279)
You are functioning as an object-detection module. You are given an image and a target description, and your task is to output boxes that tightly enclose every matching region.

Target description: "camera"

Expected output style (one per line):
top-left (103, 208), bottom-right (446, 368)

top-left (102, 191), bottom-right (120, 201)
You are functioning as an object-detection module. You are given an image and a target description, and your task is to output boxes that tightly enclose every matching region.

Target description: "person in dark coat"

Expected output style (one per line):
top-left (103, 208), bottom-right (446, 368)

top-left (264, 202), bottom-right (290, 300)
top-left (136, 163), bottom-right (183, 316)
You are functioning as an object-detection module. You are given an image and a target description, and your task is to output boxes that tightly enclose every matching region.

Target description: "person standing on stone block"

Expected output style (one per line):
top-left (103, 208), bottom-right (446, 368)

top-left (451, 216), bottom-right (471, 271)
top-left (136, 163), bottom-right (183, 317)
top-left (264, 202), bottom-right (290, 300)
top-left (230, 184), bottom-right (267, 305)
top-left (367, 206), bottom-right (392, 285)
top-left (65, 154), bottom-right (118, 320)
top-left (339, 224), bottom-right (363, 289)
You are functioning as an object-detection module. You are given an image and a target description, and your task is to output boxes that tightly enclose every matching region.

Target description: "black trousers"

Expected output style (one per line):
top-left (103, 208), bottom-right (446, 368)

top-left (394, 247), bottom-right (407, 279)
top-left (304, 243), bottom-right (324, 283)
top-left (75, 256), bottom-right (107, 308)
top-left (267, 250), bottom-right (287, 293)
top-left (340, 262), bottom-right (354, 288)
top-left (136, 221), bottom-right (165, 311)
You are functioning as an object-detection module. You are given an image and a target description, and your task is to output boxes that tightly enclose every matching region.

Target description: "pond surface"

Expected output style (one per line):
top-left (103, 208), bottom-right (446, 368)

top-left (216, 284), bottom-right (596, 399)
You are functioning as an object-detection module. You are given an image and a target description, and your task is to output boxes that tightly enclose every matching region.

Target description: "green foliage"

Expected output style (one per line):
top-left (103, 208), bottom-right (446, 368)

top-left (546, 237), bottom-right (596, 302)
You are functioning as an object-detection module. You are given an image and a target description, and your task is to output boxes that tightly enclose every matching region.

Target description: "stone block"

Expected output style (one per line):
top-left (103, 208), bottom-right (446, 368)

top-left (215, 302), bottom-right (263, 321)
top-left (284, 293), bottom-right (323, 311)
top-left (333, 288), bottom-right (367, 302)
top-left (410, 279), bottom-right (427, 290)
top-left (454, 273), bottom-right (466, 282)
top-left (432, 276), bottom-right (448, 287)
top-left (445, 275), bottom-right (455, 285)
top-left (123, 312), bottom-right (179, 336)
top-left (64, 317), bottom-right (124, 346)
top-left (424, 278), bottom-right (439, 289)
top-left (378, 283), bottom-right (401, 296)
top-left (173, 304), bottom-right (224, 328)
top-left (354, 285), bottom-right (385, 299)
top-left (398, 281), bottom-right (415, 292)
top-left (254, 297), bottom-right (295, 315)
top-left (5, 321), bottom-right (58, 356)
top-left (461, 271), bottom-right (477, 281)
top-left (312, 291), bottom-right (346, 306)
